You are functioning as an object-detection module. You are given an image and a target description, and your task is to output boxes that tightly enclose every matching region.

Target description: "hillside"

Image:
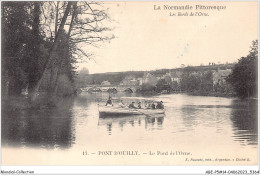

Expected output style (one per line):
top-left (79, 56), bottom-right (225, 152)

top-left (78, 63), bottom-right (235, 86)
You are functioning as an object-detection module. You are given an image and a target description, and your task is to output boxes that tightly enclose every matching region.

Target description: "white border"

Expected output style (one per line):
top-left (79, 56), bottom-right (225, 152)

top-left (1, 165), bottom-right (259, 174)
top-left (0, 0), bottom-right (259, 174)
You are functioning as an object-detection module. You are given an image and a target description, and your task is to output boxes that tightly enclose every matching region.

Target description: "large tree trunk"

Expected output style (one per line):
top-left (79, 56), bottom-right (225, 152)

top-left (29, 2), bottom-right (72, 102)
top-left (49, 65), bottom-right (59, 91)
top-left (53, 2), bottom-right (77, 96)
top-left (54, 1), bottom-right (59, 36)
top-left (53, 60), bottom-right (64, 95)
top-left (68, 2), bottom-right (77, 37)
top-left (28, 2), bottom-right (41, 93)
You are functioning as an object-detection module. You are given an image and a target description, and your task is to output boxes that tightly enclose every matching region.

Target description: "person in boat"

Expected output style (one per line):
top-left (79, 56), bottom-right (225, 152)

top-left (137, 102), bottom-right (142, 109)
top-left (156, 101), bottom-right (164, 109)
top-left (151, 102), bottom-right (156, 109)
top-left (128, 102), bottom-right (137, 108)
top-left (145, 103), bottom-right (153, 109)
top-left (105, 96), bottom-right (113, 106)
top-left (119, 100), bottom-right (126, 108)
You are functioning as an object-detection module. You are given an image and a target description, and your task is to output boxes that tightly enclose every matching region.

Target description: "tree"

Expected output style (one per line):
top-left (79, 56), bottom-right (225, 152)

top-left (180, 67), bottom-right (199, 92)
top-left (170, 81), bottom-right (179, 92)
top-left (30, 1), bottom-right (113, 100)
top-left (2, 1), bottom-right (113, 101)
top-left (30, 2), bottom-right (73, 101)
top-left (156, 79), bottom-right (172, 93)
top-left (26, 2), bottom-right (43, 93)
top-left (79, 67), bottom-right (89, 76)
top-left (200, 71), bottom-right (213, 93)
top-left (40, 2), bottom-right (114, 62)
top-left (2, 2), bottom-right (34, 95)
top-left (137, 83), bottom-right (156, 94)
top-left (180, 67), bottom-right (214, 94)
top-left (227, 40), bottom-right (258, 99)
top-left (76, 68), bottom-right (89, 87)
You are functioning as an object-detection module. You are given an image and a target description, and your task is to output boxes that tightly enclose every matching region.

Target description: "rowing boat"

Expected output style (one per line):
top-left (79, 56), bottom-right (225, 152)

top-left (98, 106), bottom-right (165, 117)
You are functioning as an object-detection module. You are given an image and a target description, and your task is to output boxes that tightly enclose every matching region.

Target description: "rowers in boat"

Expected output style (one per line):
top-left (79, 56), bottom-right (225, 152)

top-left (98, 97), bottom-right (165, 117)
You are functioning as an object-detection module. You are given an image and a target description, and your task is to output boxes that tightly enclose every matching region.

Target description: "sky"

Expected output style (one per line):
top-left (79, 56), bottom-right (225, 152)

top-left (77, 1), bottom-right (258, 74)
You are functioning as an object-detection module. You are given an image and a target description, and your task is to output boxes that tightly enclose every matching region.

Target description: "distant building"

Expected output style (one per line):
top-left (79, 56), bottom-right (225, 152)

top-left (162, 73), bottom-right (172, 85)
top-left (212, 69), bottom-right (232, 85)
top-left (156, 76), bottom-right (161, 80)
top-left (120, 75), bottom-right (139, 86)
top-left (212, 69), bottom-right (232, 92)
top-left (169, 71), bottom-right (182, 85)
top-left (101, 80), bottom-right (111, 86)
top-left (137, 77), bottom-right (143, 85)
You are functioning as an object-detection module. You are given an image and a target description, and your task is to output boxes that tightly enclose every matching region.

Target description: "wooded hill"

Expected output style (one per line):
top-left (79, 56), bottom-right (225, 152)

top-left (79, 63), bottom-right (235, 86)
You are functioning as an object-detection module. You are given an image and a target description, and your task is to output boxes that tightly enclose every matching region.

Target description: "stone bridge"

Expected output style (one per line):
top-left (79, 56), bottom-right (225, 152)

top-left (84, 85), bottom-right (139, 93)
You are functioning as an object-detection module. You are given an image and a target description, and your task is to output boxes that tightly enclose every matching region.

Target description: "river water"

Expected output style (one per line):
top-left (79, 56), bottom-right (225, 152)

top-left (1, 92), bottom-right (258, 165)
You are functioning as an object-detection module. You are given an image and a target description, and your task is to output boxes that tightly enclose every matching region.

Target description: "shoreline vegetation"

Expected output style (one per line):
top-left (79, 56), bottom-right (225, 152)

top-left (135, 88), bottom-right (235, 98)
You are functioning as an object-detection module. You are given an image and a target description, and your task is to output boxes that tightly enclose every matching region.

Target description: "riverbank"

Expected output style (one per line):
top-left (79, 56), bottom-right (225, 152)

top-left (2, 94), bottom-right (77, 112)
top-left (136, 90), bottom-right (236, 98)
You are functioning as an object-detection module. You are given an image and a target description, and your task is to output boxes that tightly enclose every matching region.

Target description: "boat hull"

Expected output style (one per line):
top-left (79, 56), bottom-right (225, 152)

top-left (99, 106), bottom-right (165, 117)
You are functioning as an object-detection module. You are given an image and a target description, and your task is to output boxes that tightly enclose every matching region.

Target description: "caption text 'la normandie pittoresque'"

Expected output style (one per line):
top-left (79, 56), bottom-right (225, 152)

top-left (154, 4), bottom-right (227, 11)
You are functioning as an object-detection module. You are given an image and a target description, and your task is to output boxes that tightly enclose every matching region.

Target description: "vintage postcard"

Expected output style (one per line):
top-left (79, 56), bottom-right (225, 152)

top-left (1, 0), bottom-right (258, 173)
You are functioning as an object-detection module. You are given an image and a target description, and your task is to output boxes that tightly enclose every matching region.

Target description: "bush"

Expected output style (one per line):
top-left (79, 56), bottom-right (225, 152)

top-left (57, 74), bottom-right (75, 96)
top-left (136, 83), bottom-right (157, 95)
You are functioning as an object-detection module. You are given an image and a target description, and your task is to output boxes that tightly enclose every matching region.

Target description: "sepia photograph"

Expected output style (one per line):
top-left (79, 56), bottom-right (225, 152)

top-left (1, 0), bottom-right (259, 174)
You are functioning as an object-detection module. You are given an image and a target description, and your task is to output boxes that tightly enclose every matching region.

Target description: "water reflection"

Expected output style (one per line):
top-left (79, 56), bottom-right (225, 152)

top-left (2, 98), bottom-right (75, 149)
top-left (230, 99), bottom-right (258, 146)
top-left (145, 116), bottom-right (164, 129)
top-left (98, 115), bottom-right (164, 135)
top-left (180, 106), bottom-right (200, 128)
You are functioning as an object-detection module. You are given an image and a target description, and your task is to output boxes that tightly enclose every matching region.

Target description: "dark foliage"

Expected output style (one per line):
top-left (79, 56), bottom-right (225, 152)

top-left (2, 2), bottom-right (77, 97)
top-left (156, 79), bottom-right (172, 93)
top-left (136, 83), bottom-right (157, 94)
top-left (227, 40), bottom-right (258, 99)
top-left (180, 68), bottom-right (213, 94)
top-left (2, 2), bottom-right (34, 95)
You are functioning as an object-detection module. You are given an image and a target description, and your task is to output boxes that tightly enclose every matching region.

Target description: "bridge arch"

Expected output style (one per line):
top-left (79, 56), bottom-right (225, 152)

top-left (124, 88), bottom-right (133, 93)
top-left (107, 88), bottom-right (118, 93)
